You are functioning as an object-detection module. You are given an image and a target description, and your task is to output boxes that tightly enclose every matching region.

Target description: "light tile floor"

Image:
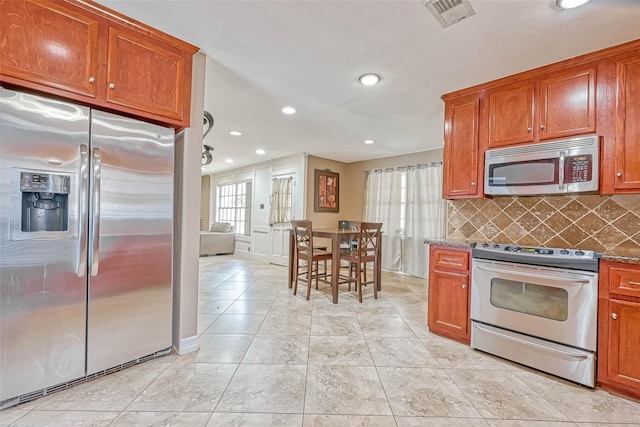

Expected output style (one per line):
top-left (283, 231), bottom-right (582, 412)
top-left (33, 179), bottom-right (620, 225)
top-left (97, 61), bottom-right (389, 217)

top-left (2, 255), bottom-right (640, 426)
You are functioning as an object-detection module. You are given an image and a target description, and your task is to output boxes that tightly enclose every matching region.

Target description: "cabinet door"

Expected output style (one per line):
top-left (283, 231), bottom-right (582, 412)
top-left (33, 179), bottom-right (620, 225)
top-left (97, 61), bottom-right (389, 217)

top-left (613, 55), bottom-right (640, 190)
top-left (488, 83), bottom-right (535, 147)
top-left (106, 27), bottom-right (188, 122)
top-left (428, 270), bottom-right (470, 343)
top-left (538, 66), bottom-right (596, 140)
top-left (0, 0), bottom-right (100, 98)
top-left (607, 299), bottom-right (640, 392)
top-left (443, 95), bottom-right (481, 199)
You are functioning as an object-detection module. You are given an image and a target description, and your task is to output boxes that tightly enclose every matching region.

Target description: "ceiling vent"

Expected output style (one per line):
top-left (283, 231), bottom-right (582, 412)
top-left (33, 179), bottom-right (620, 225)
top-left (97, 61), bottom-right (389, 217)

top-left (424, 0), bottom-right (476, 28)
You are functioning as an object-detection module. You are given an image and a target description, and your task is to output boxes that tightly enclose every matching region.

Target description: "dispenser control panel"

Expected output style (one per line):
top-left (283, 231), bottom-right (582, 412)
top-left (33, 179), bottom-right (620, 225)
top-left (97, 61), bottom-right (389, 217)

top-left (20, 172), bottom-right (70, 193)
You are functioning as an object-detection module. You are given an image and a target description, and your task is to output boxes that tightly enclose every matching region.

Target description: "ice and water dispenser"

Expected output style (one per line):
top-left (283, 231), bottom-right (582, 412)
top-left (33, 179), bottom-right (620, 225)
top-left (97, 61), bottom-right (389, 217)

top-left (20, 172), bottom-right (70, 232)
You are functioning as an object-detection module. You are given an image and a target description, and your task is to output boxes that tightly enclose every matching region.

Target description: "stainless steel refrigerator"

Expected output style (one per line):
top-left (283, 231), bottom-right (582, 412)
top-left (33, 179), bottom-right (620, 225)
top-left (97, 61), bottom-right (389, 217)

top-left (0, 87), bottom-right (174, 403)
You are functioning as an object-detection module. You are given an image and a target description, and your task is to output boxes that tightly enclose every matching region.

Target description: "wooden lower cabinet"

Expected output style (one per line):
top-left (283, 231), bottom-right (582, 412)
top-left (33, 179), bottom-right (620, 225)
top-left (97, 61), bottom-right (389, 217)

top-left (427, 245), bottom-right (471, 344)
top-left (597, 261), bottom-right (640, 400)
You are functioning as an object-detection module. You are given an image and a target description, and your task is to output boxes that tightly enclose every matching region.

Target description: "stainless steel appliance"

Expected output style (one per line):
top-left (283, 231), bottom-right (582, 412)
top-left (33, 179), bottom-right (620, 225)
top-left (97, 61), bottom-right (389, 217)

top-left (484, 135), bottom-right (599, 196)
top-left (0, 87), bottom-right (174, 404)
top-left (470, 243), bottom-right (600, 387)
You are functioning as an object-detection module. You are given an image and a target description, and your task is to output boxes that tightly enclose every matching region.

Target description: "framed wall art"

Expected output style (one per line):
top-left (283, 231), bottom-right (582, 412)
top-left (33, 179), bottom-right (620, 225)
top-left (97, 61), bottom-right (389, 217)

top-left (314, 169), bottom-right (339, 212)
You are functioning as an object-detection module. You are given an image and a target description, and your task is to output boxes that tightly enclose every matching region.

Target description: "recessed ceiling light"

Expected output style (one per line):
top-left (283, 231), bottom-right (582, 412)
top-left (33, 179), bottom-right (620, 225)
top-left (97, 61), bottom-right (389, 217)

top-left (358, 73), bottom-right (381, 86)
top-left (282, 106), bottom-right (296, 115)
top-left (229, 131), bottom-right (242, 136)
top-left (225, 158), bottom-right (234, 164)
top-left (256, 149), bottom-right (266, 155)
top-left (555, 0), bottom-right (590, 9)
top-left (364, 139), bottom-right (375, 144)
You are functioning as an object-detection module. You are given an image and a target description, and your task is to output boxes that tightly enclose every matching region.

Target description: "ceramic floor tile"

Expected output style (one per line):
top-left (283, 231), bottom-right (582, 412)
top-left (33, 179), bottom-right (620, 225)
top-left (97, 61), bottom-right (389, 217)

top-left (308, 335), bottom-right (373, 366)
top-left (513, 370), bottom-right (640, 423)
top-left (376, 367), bottom-right (480, 417)
top-left (174, 334), bottom-right (253, 364)
top-left (420, 334), bottom-right (512, 370)
top-left (269, 298), bottom-right (314, 316)
top-left (486, 422), bottom-right (578, 426)
top-left (242, 335), bottom-right (309, 364)
top-left (395, 417), bottom-right (490, 427)
top-left (204, 313), bottom-right (266, 334)
top-left (198, 299), bottom-right (235, 314)
top-left (224, 299), bottom-right (274, 314)
top-left (9, 410), bottom-right (119, 426)
top-left (350, 300), bottom-right (401, 317)
top-left (304, 365), bottom-right (391, 415)
top-left (258, 314), bottom-right (312, 336)
top-left (310, 314), bottom-right (363, 336)
top-left (402, 316), bottom-right (431, 338)
top-left (197, 313), bottom-right (219, 334)
top-left (207, 413), bottom-right (303, 426)
top-left (216, 364), bottom-right (306, 413)
top-left (366, 337), bottom-right (439, 367)
top-left (357, 316), bottom-right (416, 337)
top-left (237, 285), bottom-right (282, 300)
top-left (446, 369), bottom-right (570, 421)
top-left (0, 408), bottom-right (30, 426)
top-left (111, 411), bottom-right (212, 426)
top-left (200, 288), bottom-right (247, 300)
top-left (312, 298), bottom-right (357, 316)
top-left (302, 414), bottom-right (397, 426)
top-left (34, 357), bottom-right (172, 411)
top-left (127, 363), bottom-right (236, 412)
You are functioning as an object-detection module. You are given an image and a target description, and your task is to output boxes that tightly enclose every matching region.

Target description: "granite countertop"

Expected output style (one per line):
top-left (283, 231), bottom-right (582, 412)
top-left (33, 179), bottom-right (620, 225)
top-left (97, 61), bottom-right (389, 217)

top-left (424, 239), bottom-right (640, 265)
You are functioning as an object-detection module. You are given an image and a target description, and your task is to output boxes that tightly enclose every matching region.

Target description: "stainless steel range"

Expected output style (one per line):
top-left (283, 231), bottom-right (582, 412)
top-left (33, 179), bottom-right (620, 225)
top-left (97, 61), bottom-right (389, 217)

top-left (471, 243), bottom-right (600, 387)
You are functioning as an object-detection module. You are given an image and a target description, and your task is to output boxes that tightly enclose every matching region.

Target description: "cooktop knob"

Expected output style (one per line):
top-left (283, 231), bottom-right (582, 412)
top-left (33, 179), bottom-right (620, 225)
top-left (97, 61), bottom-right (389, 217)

top-left (493, 244), bottom-right (500, 249)
top-left (482, 242), bottom-right (489, 248)
top-left (575, 250), bottom-right (585, 256)
top-left (560, 249), bottom-right (570, 255)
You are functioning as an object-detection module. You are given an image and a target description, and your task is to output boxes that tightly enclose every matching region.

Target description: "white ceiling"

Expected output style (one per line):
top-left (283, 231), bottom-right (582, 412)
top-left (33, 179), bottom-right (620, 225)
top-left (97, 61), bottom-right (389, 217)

top-left (97, 0), bottom-right (640, 174)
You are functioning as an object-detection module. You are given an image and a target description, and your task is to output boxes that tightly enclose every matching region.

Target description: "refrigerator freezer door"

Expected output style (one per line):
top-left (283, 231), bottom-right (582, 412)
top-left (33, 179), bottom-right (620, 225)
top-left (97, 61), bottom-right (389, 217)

top-left (0, 87), bottom-right (89, 401)
top-left (86, 110), bottom-right (174, 374)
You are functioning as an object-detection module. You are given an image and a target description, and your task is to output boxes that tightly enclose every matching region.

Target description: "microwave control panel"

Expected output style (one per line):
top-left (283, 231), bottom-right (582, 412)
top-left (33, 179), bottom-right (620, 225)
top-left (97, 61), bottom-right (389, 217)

top-left (566, 155), bottom-right (592, 183)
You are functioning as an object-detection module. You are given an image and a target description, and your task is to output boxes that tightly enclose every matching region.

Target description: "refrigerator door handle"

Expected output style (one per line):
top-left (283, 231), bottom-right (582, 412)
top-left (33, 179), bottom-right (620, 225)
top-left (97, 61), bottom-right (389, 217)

top-left (78, 144), bottom-right (89, 276)
top-left (90, 147), bottom-right (101, 276)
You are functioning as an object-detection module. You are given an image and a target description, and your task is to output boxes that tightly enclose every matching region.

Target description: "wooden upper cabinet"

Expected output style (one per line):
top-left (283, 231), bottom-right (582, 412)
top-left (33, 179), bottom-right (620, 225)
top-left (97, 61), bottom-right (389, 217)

top-left (613, 55), bottom-right (640, 191)
top-left (106, 27), bottom-right (188, 121)
top-left (0, 0), bottom-right (198, 128)
top-left (443, 94), bottom-right (481, 199)
top-left (487, 66), bottom-right (596, 148)
top-left (487, 82), bottom-right (535, 148)
top-left (538, 65), bottom-right (596, 140)
top-left (0, 0), bottom-right (100, 99)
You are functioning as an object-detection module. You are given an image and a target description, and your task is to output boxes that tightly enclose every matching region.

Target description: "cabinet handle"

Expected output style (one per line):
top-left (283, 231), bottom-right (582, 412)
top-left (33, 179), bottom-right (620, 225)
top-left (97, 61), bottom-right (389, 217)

top-left (109, 83), bottom-right (115, 90)
top-left (88, 76), bottom-right (95, 84)
top-left (527, 127), bottom-right (532, 132)
top-left (611, 313), bottom-right (618, 320)
top-left (616, 172), bottom-right (622, 178)
top-left (540, 124), bottom-right (545, 130)
top-left (471, 181), bottom-right (476, 186)
top-left (462, 284), bottom-right (467, 289)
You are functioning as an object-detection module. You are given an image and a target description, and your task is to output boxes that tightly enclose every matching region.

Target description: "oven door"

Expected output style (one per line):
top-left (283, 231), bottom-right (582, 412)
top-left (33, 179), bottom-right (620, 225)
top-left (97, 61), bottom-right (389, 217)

top-left (471, 259), bottom-right (598, 351)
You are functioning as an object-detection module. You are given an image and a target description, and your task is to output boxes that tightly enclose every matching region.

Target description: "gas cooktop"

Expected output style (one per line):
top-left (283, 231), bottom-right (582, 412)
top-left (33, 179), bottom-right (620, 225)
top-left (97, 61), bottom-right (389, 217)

top-left (471, 242), bottom-right (601, 272)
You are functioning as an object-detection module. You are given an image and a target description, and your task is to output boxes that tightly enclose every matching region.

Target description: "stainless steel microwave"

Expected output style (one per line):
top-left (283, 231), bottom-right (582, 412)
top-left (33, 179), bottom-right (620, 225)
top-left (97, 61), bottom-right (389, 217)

top-left (484, 135), bottom-right (599, 196)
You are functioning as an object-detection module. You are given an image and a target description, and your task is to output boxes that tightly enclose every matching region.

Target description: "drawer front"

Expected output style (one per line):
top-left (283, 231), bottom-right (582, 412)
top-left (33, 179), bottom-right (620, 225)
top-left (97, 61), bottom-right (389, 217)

top-left (432, 248), bottom-right (470, 271)
top-left (610, 265), bottom-right (640, 299)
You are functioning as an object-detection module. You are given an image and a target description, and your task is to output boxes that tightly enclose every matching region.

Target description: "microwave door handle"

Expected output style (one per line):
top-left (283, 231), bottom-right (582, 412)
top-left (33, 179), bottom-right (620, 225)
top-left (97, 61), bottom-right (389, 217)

top-left (559, 151), bottom-right (565, 190)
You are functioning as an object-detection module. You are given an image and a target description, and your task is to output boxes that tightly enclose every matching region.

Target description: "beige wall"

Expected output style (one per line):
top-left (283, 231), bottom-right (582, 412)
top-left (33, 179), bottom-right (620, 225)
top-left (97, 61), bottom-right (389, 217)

top-left (306, 149), bottom-right (444, 228)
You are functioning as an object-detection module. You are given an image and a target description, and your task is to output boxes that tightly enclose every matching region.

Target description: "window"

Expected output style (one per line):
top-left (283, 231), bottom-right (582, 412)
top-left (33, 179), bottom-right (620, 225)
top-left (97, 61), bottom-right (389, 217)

top-left (217, 181), bottom-right (252, 235)
top-left (269, 176), bottom-right (294, 225)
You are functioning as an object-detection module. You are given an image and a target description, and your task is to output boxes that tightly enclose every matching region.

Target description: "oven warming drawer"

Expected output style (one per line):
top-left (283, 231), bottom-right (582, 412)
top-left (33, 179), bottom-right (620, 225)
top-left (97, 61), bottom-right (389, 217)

top-left (471, 322), bottom-right (595, 387)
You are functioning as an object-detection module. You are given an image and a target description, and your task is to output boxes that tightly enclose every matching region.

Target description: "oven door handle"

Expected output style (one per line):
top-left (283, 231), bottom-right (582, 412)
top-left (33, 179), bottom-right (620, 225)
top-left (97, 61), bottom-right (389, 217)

top-left (475, 323), bottom-right (589, 360)
top-left (475, 264), bottom-right (592, 284)
top-left (559, 151), bottom-right (565, 190)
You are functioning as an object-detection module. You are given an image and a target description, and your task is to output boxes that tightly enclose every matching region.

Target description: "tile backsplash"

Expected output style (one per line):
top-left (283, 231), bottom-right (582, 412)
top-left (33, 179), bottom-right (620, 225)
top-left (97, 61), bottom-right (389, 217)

top-left (446, 194), bottom-right (640, 256)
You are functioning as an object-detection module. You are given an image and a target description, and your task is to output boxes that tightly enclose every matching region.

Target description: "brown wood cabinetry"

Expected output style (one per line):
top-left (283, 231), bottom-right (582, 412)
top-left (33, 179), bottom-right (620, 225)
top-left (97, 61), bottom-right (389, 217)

top-left (597, 261), bottom-right (640, 400)
top-left (427, 245), bottom-right (471, 344)
top-left (0, 0), bottom-right (198, 128)
top-left (487, 66), bottom-right (596, 148)
top-left (443, 94), bottom-right (482, 199)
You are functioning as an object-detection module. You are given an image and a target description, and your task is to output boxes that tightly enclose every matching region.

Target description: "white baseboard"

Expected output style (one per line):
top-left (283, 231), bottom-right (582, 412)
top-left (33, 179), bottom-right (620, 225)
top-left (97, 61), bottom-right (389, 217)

top-left (175, 335), bottom-right (199, 355)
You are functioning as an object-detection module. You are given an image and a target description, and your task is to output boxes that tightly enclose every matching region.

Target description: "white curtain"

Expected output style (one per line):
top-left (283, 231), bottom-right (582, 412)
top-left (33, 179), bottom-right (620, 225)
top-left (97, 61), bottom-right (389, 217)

top-left (404, 163), bottom-right (445, 277)
top-left (269, 177), bottom-right (293, 225)
top-left (364, 169), bottom-right (403, 271)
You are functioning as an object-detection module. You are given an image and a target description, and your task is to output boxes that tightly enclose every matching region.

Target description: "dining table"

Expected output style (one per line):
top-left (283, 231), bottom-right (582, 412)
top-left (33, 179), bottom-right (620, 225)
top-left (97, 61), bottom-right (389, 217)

top-left (287, 228), bottom-right (382, 304)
